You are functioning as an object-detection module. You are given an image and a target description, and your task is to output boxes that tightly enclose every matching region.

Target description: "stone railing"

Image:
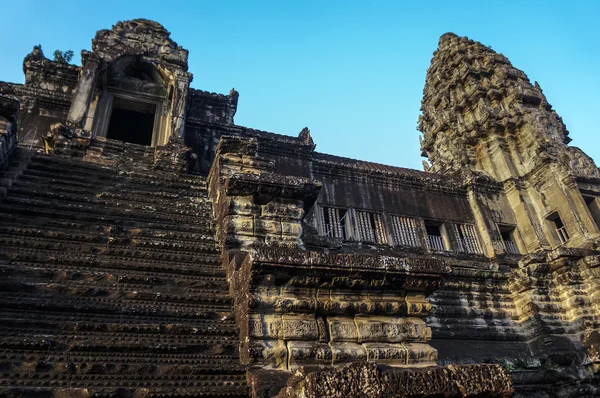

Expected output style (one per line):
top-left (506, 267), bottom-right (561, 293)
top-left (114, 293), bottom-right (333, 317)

top-left (503, 239), bottom-right (519, 255)
top-left (0, 95), bottom-right (19, 172)
top-left (427, 234), bottom-right (445, 251)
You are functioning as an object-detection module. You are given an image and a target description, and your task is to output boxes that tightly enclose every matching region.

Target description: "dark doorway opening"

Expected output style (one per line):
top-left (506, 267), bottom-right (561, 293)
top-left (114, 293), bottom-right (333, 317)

top-left (106, 97), bottom-right (156, 146)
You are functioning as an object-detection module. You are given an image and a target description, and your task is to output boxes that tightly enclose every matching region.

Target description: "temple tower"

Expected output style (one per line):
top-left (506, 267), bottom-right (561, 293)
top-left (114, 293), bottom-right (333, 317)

top-left (419, 33), bottom-right (600, 254)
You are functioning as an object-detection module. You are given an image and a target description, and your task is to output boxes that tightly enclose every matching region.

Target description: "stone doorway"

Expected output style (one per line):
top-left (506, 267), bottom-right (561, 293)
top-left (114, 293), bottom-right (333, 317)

top-left (106, 96), bottom-right (157, 146)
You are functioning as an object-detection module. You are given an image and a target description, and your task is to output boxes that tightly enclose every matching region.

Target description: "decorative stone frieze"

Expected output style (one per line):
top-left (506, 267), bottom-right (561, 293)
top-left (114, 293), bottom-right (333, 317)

top-left (275, 361), bottom-right (513, 398)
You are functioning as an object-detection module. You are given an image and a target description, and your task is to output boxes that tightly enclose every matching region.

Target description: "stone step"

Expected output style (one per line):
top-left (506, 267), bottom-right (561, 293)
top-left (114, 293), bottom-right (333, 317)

top-left (0, 147), bottom-right (248, 396)
top-left (10, 179), bottom-right (212, 210)
top-left (2, 255), bottom-right (225, 278)
top-left (19, 169), bottom-right (207, 198)
top-left (0, 220), bottom-right (216, 244)
top-left (0, 348), bottom-right (245, 365)
top-left (0, 292), bottom-right (233, 319)
top-left (0, 228), bottom-right (218, 254)
top-left (0, 336), bottom-right (240, 354)
top-left (92, 137), bottom-right (157, 153)
top-left (0, 384), bottom-right (250, 397)
top-left (0, 270), bottom-right (231, 301)
top-left (29, 154), bottom-right (207, 187)
top-left (0, 262), bottom-right (228, 289)
top-left (0, 208), bottom-right (214, 237)
top-left (0, 198), bottom-right (213, 230)
top-left (0, 308), bottom-right (235, 328)
top-left (5, 188), bottom-right (211, 219)
top-left (0, 240), bottom-right (220, 266)
top-left (0, 325), bottom-right (239, 343)
top-left (0, 232), bottom-right (219, 257)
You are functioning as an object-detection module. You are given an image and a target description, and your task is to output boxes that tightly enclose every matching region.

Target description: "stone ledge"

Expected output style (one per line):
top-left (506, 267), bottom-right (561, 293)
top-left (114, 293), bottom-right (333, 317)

top-left (225, 172), bottom-right (322, 207)
top-left (249, 246), bottom-right (451, 276)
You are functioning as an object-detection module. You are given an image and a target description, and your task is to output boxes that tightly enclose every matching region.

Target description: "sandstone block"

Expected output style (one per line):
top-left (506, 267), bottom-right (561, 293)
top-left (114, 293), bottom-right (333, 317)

top-left (287, 341), bottom-right (332, 369)
top-left (355, 316), bottom-right (431, 343)
top-left (262, 198), bottom-right (304, 219)
top-left (327, 316), bottom-right (358, 342)
top-left (282, 314), bottom-right (319, 340)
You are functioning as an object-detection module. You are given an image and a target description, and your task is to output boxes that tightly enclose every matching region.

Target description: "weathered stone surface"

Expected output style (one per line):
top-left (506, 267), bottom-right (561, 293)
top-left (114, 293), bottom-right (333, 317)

top-left (92, 19), bottom-right (189, 68)
top-left (208, 135), bottom-right (321, 250)
top-left (0, 150), bottom-right (251, 396)
top-left (3, 19), bottom-right (600, 397)
top-left (0, 95), bottom-right (19, 173)
top-left (275, 362), bottom-right (513, 398)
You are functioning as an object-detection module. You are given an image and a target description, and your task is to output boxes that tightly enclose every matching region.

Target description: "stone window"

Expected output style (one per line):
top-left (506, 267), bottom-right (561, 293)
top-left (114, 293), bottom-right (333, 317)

top-left (496, 224), bottom-right (520, 255)
top-left (547, 212), bottom-right (569, 244)
top-left (583, 195), bottom-right (600, 230)
top-left (355, 211), bottom-right (388, 244)
top-left (453, 223), bottom-right (483, 254)
top-left (389, 215), bottom-right (422, 247)
top-left (319, 206), bottom-right (350, 240)
top-left (424, 220), bottom-right (448, 251)
top-left (106, 97), bottom-right (157, 146)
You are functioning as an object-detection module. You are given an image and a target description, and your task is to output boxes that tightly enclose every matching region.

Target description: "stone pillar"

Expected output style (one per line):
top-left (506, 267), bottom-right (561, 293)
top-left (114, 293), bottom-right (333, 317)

top-left (504, 179), bottom-right (550, 252)
top-left (466, 184), bottom-right (501, 258)
top-left (66, 51), bottom-right (101, 130)
top-left (169, 70), bottom-right (192, 140)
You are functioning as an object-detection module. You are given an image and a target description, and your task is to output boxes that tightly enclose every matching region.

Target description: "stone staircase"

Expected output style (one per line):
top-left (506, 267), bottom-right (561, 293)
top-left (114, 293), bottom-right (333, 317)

top-left (0, 142), bottom-right (250, 397)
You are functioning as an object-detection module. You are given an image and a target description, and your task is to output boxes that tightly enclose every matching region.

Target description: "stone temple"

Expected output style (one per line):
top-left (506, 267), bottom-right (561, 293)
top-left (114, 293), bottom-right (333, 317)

top-left (0, 19), bottom-right (599, 397)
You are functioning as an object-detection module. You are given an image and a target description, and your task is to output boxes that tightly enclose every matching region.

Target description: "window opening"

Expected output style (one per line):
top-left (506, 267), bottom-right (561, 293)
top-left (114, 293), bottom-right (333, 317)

top-left (320, 206), bottom-right (348, 240)
top-left (497, 224), bottom-right (519, 254)
top-left (390, 215), bottom-right (422, 247)
top-left (548, 212), bottom-right (569, 244)
top-left (356, 211), bottom-right (388, 244)
top-left (583, 195), bottom-right (600, 230)
top-left (425, 221), bottom-right (446, 251)
top-left (106, 97), bottom-right (156, 146)
top-left (453, 223), bottom-right (483, 254)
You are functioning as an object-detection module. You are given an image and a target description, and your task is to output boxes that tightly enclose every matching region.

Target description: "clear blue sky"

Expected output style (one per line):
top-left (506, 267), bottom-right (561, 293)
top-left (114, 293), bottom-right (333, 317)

top-left (2, 0), bottom-right (599, 170)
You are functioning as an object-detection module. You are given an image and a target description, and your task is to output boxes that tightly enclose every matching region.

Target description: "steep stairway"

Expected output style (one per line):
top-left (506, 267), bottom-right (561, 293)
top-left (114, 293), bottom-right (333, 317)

top-left (0, 143), bottom-right (250, 397)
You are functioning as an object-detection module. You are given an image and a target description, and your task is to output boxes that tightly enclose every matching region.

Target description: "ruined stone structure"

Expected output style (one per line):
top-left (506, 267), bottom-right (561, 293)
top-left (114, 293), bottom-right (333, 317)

top-left (0, 19), bottom-right (598, 397)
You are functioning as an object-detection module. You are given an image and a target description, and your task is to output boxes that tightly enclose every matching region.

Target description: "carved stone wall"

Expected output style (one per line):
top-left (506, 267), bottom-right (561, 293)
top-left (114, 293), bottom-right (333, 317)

top-left (207, 136), bottom-right (320, 250)
top-left (206, 135), bottom-right (514, 397)
top-left (187, 88), bottom-right (239, 124)
top-left (0, 95), bottom-right (19, 172)
top-left (231, 248), bottom-right (446, 370)
top-left (275, 362), bottom-right (513, 398)
top-left (92, 19), bottom-right (189, 69)
top-left (0, 46), bottom-right (78, 148)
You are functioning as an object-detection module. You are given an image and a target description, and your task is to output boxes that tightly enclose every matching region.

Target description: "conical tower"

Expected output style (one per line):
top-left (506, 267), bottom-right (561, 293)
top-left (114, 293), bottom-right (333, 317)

top-left (419, 32), bottom-right (600, 251)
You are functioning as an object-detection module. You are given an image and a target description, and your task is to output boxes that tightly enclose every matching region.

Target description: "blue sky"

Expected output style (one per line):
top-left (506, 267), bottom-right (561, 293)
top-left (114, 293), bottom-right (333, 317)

top-left (2, 0), bottom-right (599, 170)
